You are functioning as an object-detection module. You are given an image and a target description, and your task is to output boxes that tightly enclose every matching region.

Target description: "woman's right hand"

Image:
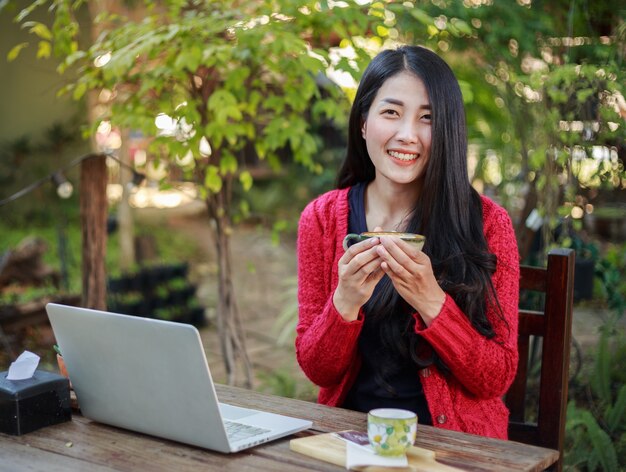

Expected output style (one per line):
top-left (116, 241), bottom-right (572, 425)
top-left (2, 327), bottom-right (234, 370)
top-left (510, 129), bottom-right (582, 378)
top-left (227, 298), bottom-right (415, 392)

top-left (333, 236), bottom-right (384, 321)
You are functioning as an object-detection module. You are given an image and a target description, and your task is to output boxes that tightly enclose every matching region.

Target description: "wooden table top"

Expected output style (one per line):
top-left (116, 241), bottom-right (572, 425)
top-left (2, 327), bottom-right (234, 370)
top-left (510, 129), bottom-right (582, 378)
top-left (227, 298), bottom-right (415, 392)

top-left (0, 384), bottom-right (558, 471)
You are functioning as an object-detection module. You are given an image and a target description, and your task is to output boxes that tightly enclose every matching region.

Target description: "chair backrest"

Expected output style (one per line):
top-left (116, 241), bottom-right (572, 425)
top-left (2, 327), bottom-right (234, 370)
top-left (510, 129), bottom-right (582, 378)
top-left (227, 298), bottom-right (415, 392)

top-left (506, 248), bottom-right (575, 472)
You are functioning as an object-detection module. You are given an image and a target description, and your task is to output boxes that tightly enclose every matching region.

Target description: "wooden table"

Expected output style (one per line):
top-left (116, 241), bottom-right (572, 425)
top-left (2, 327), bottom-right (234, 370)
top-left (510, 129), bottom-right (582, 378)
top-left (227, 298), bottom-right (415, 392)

top-left (0, 385), bottom-right (558, 471)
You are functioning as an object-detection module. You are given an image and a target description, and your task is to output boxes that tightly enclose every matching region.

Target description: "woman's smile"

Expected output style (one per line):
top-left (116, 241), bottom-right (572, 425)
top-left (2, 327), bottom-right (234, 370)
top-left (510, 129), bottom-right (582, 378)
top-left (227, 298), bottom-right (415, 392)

top-left (387, 149), bottom-right (419, 164)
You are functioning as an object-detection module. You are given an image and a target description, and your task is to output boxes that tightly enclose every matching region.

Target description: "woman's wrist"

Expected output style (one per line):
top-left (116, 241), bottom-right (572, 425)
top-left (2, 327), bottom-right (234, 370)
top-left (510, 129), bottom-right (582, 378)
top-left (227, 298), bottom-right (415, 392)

top-left (416, 290), bottom-right (446, 327)
top-left (332, 289), bottom-right (361, 322)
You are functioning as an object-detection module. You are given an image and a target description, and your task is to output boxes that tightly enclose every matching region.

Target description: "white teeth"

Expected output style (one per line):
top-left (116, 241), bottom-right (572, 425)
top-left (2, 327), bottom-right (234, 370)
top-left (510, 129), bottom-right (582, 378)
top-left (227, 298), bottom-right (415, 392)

top-left (388, 150), bottom-right (418, 161)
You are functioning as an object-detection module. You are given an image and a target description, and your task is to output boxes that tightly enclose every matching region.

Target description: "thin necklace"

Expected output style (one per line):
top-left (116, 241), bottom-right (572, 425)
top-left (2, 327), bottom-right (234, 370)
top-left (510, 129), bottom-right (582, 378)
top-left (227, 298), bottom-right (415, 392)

top-left (393, 208), bottom-right (415, 232)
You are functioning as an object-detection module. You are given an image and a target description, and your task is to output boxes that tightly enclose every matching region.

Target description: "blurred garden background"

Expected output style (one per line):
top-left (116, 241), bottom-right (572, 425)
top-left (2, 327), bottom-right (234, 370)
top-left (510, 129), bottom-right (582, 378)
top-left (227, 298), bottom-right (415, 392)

top-left (0, 1), bottom-right (624, 470)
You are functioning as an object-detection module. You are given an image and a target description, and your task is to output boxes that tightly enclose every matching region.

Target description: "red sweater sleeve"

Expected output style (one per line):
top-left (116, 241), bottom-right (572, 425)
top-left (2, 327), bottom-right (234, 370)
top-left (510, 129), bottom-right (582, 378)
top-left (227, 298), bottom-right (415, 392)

top-left (416, 198), bottom-right (520, 399)
top-left (295, 191), bottom-right (363, 388)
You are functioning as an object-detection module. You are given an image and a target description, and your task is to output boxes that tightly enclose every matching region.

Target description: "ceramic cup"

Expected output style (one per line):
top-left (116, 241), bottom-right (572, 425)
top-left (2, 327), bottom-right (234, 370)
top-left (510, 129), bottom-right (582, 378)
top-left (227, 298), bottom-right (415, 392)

top-left (342, 232), bottom-right (426, 251)
top-left (367, 408), bottom-right (417, 456)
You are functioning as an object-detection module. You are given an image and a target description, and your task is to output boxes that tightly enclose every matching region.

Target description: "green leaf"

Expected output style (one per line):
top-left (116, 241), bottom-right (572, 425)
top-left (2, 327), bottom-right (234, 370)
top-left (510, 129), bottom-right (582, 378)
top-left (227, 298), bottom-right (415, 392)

top-left (591, 332), bottom-right (612, 404)
top-left (576, 88), bottom-right (595, 104)
top-left (567, 405), bottom-right (619, 472)
top-left (36, 40), bottom-right (51, 59)
top-left (72, 82), bottom-right (87, 100)
top-left (220, 153), bottom-right (238, 175)
top-left (208, 90), bottom-right (242, 123)
top-left (239, 171), bottom-right (253, 192)
top-left (271, 219), bottom-right (288, 245)
top-left (450, 18), bottom-right (473, 36)
top-left (204, 166), bottom-right (222, 194)
top-left (224, 106), bottom-right (243, 122)
top-left (298, 53), bottom-right (325, 72)
top-left (239, 199), bottom-right (250, 219)
top-left (226, 66), bottom-right (250, 89)
top-left (529, 148), bottom-right (546, 170)
top-left (65, 50), bottom-right (86, 66)
top-left (586, 417), bottom-right (619, 472)
top-left (7, 43), bottom-right (28, 61)
top-left (409, 8), bottom-right (435, 26)
top-left (24, 21), bottom-right (53, 40)
top-left (557, 206), bottom-right (570, 217)
top-left (255, 141), bottom-right (266, 160)
top-left (606, 385), bottom-right (626, 434)
top-left (173, 46), bottom-right (202, 71)
top-left (376, 25), bottom-right (389, 37)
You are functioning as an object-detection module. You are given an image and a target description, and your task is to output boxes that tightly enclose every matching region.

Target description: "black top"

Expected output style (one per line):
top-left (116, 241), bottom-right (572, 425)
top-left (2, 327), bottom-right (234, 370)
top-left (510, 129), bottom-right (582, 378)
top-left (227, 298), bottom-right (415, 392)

top-left (341, 182), bottom-right (433, 426)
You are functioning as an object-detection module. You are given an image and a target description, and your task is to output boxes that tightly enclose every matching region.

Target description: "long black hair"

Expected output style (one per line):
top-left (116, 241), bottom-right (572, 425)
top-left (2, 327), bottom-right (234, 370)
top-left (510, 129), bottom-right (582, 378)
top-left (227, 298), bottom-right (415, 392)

top-left (337, 46), bottom-right (502, 381)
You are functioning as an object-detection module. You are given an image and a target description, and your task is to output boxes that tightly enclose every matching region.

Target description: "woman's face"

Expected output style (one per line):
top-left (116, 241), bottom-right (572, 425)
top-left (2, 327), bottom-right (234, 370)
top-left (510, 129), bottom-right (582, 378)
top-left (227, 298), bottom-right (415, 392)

top-left (361, 71), bottom-right (432, 189)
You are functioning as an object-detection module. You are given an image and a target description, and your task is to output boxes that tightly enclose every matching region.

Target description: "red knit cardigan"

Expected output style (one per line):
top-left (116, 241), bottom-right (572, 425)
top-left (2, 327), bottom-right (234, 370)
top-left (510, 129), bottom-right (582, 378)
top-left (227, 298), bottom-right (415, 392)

top-left (295, 188), bottom-right (520, 439)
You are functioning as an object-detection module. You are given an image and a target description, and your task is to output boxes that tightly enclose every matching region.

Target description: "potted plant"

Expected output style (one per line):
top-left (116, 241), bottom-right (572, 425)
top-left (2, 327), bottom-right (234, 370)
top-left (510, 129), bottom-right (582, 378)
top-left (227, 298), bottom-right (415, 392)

top-left (53, 344), bottom-right (69, 379)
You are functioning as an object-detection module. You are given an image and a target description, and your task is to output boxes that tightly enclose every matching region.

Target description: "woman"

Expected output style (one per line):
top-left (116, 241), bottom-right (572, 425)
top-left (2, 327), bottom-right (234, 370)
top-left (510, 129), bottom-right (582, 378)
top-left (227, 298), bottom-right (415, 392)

top-left (295, 45), bottom-right (519, 439)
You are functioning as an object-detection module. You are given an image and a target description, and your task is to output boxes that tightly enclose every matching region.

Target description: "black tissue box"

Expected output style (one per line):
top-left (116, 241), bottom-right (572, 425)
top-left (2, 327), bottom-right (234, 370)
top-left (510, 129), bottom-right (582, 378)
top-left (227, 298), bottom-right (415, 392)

top-left (0, 370), bottom-right (72, 435)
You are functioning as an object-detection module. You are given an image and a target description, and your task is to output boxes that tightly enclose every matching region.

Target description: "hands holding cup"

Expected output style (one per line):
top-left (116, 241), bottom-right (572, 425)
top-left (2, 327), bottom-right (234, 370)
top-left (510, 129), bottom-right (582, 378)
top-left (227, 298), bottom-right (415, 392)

top-left (342, 230), bottom-right (445, 326)
top-left (334, 231), bottom-right (428, 322)
top-left (368, 408), bottom-right (417, 456)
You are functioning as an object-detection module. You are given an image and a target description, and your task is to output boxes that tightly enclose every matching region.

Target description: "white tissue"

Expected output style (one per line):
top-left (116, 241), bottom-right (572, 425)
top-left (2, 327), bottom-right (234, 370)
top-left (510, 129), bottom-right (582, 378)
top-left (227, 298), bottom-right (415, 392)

top-left (6, 351), bottom-right (40, 380)
top-left (345, 441), bottom-right (409, 469)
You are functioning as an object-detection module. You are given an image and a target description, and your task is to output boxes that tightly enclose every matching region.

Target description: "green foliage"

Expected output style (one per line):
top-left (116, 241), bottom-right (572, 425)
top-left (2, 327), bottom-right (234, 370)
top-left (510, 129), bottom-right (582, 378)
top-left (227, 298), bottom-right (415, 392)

top-left (0, 215), bottom-right (202, 302)
top-left (390, 1), bottom-right (625, 231)
top-left (565, 323), bottom-right (626, 471)
top-left (565, 241), bottom-right (626, 470)
top-left (236, 149), bottom-right (342, 235)
top-left (107, 218), bottom-right (199, 276)
top-left (0, 220), bottom-right (82, 294)
top-left (10, 0), bottom-right (394, 203)
top-left (256, 367), bottom-right (316, 402)
top-left (9, 1), bottom-right (624, 230)
top-left (566, 402), bottom-right (620, 472)
top-left (595, 243), bottom-right (626, 317)
top-left (273, 276), bottom-right (299, 347)
top-left (0, 117), bottom-right (87, 227)
top-left (256, 368), bottom-right (299, 399)
top-left (0, 283), bottom-right (61, 305)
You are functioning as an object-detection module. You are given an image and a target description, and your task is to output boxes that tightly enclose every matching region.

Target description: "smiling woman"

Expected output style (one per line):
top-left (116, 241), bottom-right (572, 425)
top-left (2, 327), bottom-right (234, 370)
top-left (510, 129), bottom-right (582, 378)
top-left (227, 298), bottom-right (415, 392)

top-left (295, 45), bottom-right (520, 441)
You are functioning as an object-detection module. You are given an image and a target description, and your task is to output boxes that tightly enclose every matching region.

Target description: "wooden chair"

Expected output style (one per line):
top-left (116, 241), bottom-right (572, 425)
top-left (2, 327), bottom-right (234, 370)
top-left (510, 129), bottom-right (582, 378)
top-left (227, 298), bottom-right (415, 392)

top-left (506, 248), bottom-right (576, 472)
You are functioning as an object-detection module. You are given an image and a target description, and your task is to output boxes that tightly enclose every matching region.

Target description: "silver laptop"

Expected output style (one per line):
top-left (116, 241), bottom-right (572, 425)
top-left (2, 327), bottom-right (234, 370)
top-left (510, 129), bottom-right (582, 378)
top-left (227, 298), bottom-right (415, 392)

top-left (45, 303), bottom-right (312, 453)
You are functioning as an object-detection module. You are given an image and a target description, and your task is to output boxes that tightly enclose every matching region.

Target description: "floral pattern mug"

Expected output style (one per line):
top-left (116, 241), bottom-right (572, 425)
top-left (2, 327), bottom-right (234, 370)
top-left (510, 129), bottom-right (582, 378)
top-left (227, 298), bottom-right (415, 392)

top-left (367, 408), bottom-right (417, 456)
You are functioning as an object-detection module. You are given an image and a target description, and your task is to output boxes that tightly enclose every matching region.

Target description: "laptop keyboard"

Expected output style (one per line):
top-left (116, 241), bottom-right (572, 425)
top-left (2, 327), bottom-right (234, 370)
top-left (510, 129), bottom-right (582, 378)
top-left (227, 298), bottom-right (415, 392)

top-left (224, 420), bottom-right (271, 442)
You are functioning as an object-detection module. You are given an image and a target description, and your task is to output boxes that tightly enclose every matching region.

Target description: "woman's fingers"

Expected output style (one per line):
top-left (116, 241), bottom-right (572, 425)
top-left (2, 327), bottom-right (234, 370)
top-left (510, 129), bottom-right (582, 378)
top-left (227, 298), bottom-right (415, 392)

top-left (340, 237), bottom-right (381, 275)
top-left (376, 238), bottom-right (419, 273)
top-left (334, 237), bottom-right (384, 320)
top-left (376, 236), bottom-right (435, 290)
top-left (375, 236), bottom-right (446, 323)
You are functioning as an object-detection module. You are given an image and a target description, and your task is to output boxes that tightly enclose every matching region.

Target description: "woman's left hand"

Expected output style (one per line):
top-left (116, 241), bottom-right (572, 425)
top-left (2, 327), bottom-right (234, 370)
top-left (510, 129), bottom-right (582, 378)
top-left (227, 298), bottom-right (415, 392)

top-left (376, 237), bottom-right (446, 326)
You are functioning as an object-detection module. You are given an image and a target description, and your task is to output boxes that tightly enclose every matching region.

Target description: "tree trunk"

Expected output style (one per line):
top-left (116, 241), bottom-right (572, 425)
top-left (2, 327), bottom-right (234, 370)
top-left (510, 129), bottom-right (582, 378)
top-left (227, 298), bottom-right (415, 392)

top-left (79, 0), bottom-right (115, 310)
top-left (191, 67), bottom-right (252, 386)
top-left (206, 181), bottom-right (253, 387)
top-left (80, 154), bottom-right (108, 309)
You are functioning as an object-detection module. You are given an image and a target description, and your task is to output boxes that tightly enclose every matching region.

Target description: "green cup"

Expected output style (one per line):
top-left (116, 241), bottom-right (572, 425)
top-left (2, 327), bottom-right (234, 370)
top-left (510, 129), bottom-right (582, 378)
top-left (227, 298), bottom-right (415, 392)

top-left (342, 232), bottom-right (426, 251)
top-left (367, 408), bottom-right (417, 456)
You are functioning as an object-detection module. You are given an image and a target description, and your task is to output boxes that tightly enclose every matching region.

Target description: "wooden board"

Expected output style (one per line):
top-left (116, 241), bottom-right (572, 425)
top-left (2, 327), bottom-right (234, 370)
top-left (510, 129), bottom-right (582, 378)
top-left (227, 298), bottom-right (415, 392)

top-left (290, 432), bottom-right (463, 471)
